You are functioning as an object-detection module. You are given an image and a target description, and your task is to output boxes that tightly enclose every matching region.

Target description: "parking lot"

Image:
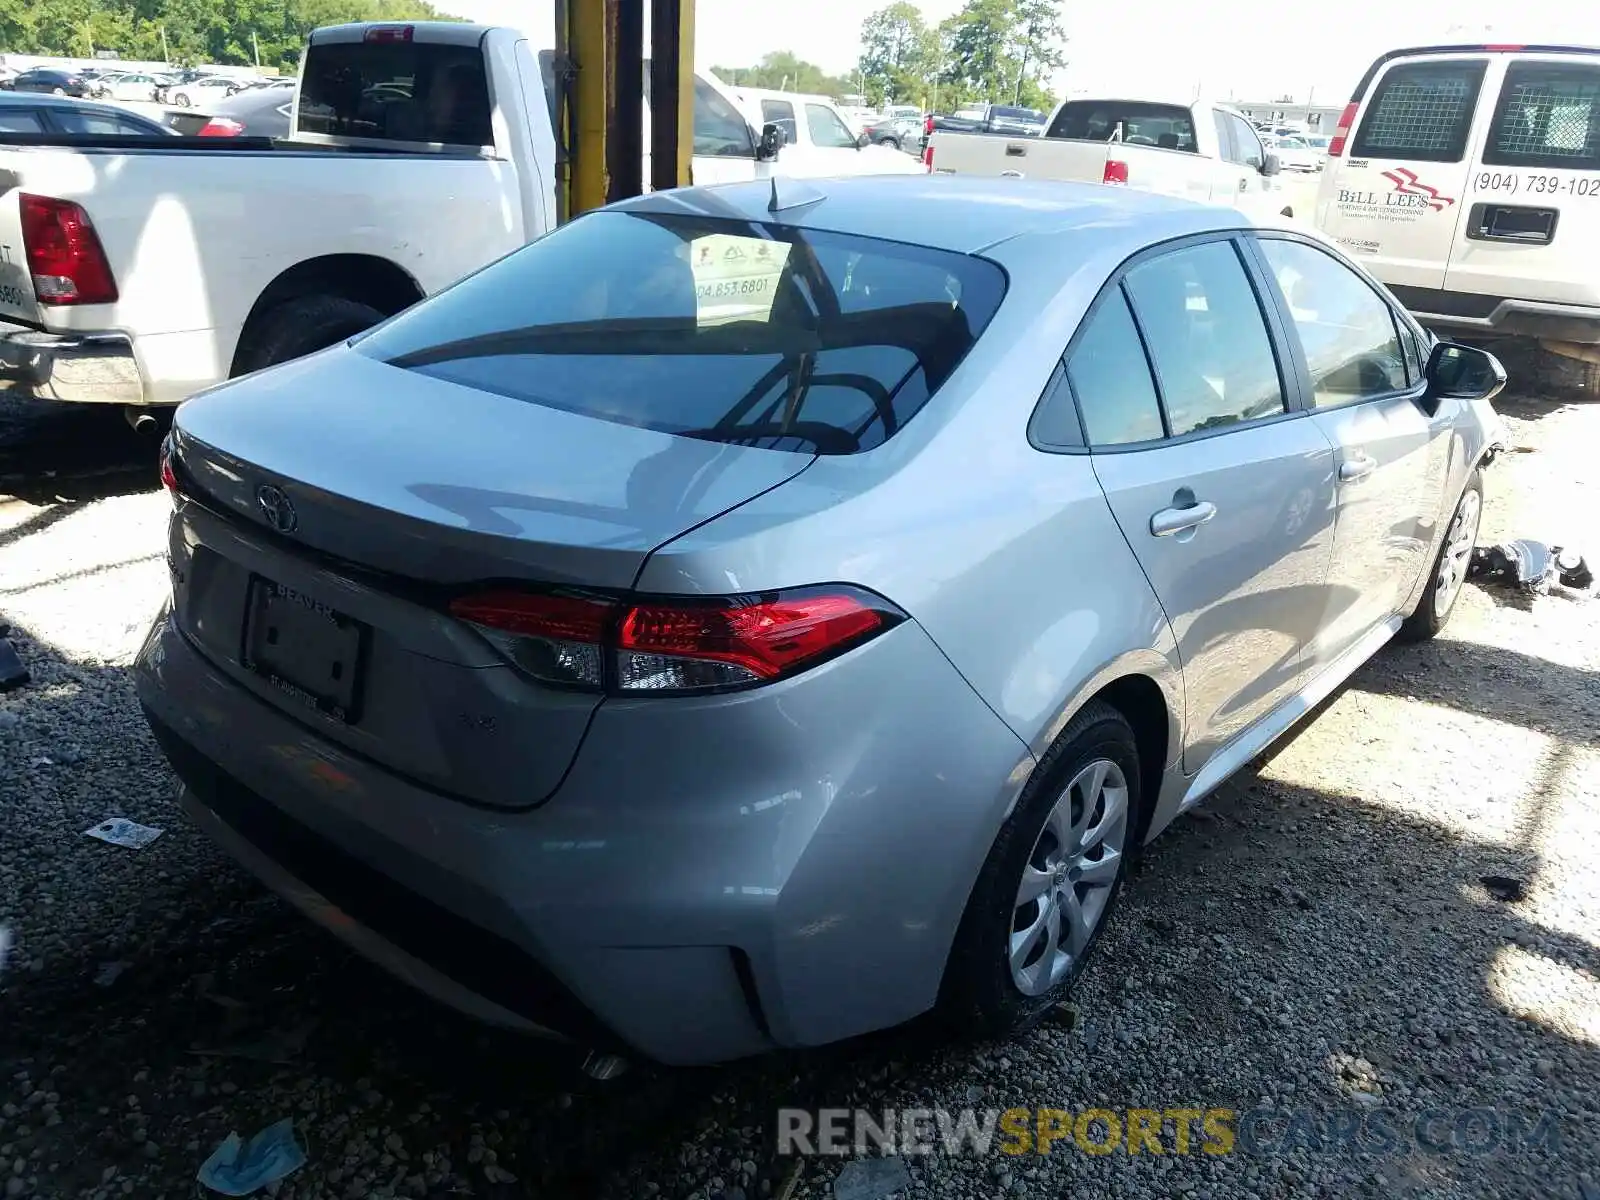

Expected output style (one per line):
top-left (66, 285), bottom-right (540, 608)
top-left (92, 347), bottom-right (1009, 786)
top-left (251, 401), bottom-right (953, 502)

top-left (1, 371), bottom-right (1596, 1200)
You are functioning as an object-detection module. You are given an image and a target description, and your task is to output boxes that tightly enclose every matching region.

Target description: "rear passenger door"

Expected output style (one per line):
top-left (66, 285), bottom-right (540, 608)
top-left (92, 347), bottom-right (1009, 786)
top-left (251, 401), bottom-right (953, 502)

top-left (1252, 234), bottom-right (1447, 669)
top-left (1061, 236), bottom-right (1338, 771)
top-left (1322, 56), bottom-right (1489, 288)
top-left (1446, 55), bottom-right (1600, 306)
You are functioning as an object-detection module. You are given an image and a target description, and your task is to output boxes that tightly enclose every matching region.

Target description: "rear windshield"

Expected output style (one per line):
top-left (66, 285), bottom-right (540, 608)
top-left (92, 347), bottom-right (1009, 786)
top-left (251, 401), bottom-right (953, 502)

top-left (298, 38), bottom-right (491, 147)
top-left (1047, 101), bottom-right (1197, 151)
top-left (1351, 59), bottom-right (1487, 163)
top-left (356, 211), bottom-right (1008, 456)
top-left (1483, 61), bottom-right (1600, 170)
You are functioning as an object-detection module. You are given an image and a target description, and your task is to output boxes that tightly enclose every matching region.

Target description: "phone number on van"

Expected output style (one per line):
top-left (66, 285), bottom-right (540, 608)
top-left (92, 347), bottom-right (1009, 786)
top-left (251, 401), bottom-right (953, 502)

top-left (1474, 172), bottom-right (1600, 198)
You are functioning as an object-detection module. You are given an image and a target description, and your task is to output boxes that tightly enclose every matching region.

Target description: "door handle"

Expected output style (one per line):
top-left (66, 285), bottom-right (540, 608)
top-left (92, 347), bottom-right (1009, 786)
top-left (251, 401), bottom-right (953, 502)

top-left (1339, 454), bottom-right (1377, 483)
top-left (1150, 500), bottom-right (1217, 537)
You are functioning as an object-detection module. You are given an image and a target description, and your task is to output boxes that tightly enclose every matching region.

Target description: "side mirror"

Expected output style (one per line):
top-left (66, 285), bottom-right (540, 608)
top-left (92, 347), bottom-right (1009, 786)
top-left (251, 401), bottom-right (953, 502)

top-left (1422, 341), bottom-right (1507, 414)
top-left (1260, 152), bottom-right (1282, 177)
top-left (757, 121), bottom-right (787, 162)
top-left (856, 130), bottom-right (871, 148)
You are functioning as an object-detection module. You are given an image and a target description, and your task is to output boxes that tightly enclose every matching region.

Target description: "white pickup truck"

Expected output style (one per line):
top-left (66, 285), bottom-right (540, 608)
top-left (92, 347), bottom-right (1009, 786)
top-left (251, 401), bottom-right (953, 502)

top-left (0, 19), bottom-right (907, 416)
top-left (927, 97), bottom-right (1295, 221)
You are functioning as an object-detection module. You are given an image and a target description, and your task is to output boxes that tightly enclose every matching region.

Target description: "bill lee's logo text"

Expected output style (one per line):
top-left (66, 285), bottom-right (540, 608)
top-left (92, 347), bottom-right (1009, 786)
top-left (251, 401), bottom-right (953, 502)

top-left (1341, 188), bottom-right (1435, 211)
top-left (1340, 168), bottom-right (1458, 214)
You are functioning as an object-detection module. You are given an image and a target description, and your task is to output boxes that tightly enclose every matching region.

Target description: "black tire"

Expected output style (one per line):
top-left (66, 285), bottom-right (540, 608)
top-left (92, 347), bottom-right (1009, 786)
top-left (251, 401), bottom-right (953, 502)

top-left (233, 295), bottom-right (386, 376)
top-left (875, 136), bottom-right (900, 150)
top-left (1400, 469), bottom-right (1483, 642)
top-left (174, 92), bottom-right (191, 106)
top-left (940, 700), bottom-right (1142, 1040)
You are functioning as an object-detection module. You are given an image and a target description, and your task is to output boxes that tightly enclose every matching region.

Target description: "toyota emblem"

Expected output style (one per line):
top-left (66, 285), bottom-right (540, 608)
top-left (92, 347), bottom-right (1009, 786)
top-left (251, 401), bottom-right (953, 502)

top-left (256, 484), bottom-right (298, 534)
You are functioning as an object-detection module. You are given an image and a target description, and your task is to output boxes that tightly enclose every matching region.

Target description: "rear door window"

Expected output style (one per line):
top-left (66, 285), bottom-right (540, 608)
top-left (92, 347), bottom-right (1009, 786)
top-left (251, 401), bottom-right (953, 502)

top-left (1050, 101), bottom-right (1197, 151)
top-left (357, 212), bottom-right (1007, 456)
top-left (1351, 59), bottom-right (1488, 163)
top-left (299, 39), bottom-right (492, 147)
top-left (1483, 60), bottom-right (1600, 170)
top-left (1061, 291), bottom-right (1165, 446)
top-left (1124, 240), bottom-right (1287, 436)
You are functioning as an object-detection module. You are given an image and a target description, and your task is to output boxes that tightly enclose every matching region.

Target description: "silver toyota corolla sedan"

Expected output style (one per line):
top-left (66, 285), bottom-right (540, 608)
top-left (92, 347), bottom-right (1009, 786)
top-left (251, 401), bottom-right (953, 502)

top-left (135, 176), bottom-right (1505, 1066)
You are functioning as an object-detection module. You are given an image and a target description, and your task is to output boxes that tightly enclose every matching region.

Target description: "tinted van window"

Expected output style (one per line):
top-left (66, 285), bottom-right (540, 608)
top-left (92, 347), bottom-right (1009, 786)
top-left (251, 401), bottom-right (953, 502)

top-left (299, 40), bottom-right (491, 146)
top-left (1484, 61), bottom-right (1600, 170)
top-left (1124, 240), bottom-right (1285, 436)
top-left (1049, 100), bottom-right (1196, 152)
top-left (1351, 59), bottom-right (1487, 163)
top-left (359, 212), bottom-right (1007, 456)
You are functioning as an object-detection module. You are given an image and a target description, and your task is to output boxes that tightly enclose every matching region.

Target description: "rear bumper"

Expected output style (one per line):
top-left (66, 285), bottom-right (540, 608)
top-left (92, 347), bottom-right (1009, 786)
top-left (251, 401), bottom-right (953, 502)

top-left (1388, 286), bottom-right (1600, 344)
top-left (0, 323), bottom-right (147, 404)
top-left (134, 601), bottom-right (1031, 1065)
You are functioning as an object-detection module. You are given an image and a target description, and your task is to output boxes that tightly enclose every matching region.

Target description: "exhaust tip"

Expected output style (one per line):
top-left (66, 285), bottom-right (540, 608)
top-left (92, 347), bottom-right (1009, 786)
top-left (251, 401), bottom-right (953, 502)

top-left (124, 408), bottom-right (161, 437)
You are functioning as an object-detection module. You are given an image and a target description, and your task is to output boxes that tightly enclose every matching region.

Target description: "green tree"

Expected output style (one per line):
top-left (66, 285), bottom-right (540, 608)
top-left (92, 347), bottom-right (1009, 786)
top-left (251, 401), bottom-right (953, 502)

top-left (856, 2), bottom-right (935, 106)
top-left (1009, 0), bottom-right (1064, 106)
top-left (942, 0), bottom-right (1015, 101)
top-left (709, 51), bottom-right (851, 99)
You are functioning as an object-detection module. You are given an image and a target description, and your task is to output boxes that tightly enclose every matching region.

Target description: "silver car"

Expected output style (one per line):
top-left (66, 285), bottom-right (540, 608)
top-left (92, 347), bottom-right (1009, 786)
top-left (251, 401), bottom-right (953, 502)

top-left (134, 176), bottom-right (1504, 1066)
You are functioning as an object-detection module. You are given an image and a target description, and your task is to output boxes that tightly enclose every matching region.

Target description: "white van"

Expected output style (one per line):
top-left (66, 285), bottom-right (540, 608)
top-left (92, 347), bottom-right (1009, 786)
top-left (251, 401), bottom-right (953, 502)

top-left (1316, 43), bottom-right (1600, 353)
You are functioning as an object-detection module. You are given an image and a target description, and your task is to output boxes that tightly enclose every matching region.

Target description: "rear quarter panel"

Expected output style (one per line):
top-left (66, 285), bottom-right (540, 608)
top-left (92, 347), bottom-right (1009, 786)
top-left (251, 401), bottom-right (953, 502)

top-left (0, 148), bottom-right (526, 401)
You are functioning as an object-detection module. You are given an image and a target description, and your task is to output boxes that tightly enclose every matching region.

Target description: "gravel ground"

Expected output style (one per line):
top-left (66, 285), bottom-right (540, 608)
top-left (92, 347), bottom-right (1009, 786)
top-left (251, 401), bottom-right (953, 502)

top-left (1, 383), bottom-right (1597, 1200)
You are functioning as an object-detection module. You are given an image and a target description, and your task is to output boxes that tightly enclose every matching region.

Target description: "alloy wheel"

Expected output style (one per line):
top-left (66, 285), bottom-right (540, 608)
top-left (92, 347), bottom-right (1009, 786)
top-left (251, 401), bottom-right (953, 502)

top-left (1009, 757), bottom-right (1129, 996)
top-left (1435, 487), bottom-right (1481, 617)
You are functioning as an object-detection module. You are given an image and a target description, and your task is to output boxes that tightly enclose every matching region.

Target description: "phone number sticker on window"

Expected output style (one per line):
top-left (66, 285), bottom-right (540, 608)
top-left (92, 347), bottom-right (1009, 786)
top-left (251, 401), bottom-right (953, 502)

top-left (1475, 171), bottom-right (1600, 198)
top-left (695, 277), bottom-right (774, 300)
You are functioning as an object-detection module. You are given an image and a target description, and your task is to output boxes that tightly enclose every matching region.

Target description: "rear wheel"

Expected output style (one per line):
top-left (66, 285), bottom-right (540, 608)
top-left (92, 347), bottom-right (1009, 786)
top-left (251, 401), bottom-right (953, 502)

top-left (174, 92), bottom-right (191, 106)
top-left (1400, 469), bottom-right (1482, 642)
top-left (941, 701), bottom-right (1140, 1039)
top-left (233, 294), bottom-right (386, 376)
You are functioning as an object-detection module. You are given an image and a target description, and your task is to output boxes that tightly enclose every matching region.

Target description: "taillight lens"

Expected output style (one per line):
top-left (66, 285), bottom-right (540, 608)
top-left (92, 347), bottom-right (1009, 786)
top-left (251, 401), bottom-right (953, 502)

top-left (923, 143), bottom-right (934, 172)
top-left (1327, 102), bottom-right (1360, 157)
top-left (364, 24), bottom-right (414, 43)
top-left (19, 193), bottom-right (118, 305)
top-left (449, 585), bottom-right (903, 695)
top-left (449, 591), bottom-right (611, 688)
top-left (1103, 159), bottom-right (1129, 185)
top-left (198, 116), bottom-right (245, 137)
top-left (158, 437), bottom-right (180, 500)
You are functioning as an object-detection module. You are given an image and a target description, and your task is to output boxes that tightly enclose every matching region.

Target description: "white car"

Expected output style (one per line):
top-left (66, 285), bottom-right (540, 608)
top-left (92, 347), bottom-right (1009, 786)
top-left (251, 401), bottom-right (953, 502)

top-left (1265, 133), bottom-right (1323, 173)
top-left (733, 86), bottom-right (925, 178)
top-left (1316, 42), bottom-right (1600, 360)
top-left (96, 72), bottom-right (163, 102)
top-left (166, 75), bottom-right (241, 106)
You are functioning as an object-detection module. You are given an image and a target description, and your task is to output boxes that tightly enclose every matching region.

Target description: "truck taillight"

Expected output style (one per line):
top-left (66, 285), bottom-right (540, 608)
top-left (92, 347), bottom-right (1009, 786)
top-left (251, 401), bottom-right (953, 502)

top-left (1103, 159), bottom-right (1129, 185)
top-left (197, 116), bottom-right (245, 137)
top-left (1327, 102), bottom-right (1360, 157)
top-left (449, 585), bottom-right (904, 695)
top-left (364, 24), bottom-right (414, 43)
top-left (18, 193), bottom-right (117, 306)
top-left (923, 143), bottom-right (934, 171)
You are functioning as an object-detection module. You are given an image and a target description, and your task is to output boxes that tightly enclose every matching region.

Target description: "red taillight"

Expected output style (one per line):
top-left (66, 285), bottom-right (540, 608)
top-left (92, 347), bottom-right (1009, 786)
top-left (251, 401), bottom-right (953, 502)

top-left (923, 143), bottom-right (935, 171)
top-left (364, 24), bottom-right (414, 43)
top-left (197, 116), bottom-right (245, 137)
top-left (159, 450), bottom-right (177, 494)
top-left (1327, 101), bottom-right (1360, 158)
top-left (1103, 159), bottom-right (1129, 185)
top-left (19, 193), bottom-right (117, 306)
top-left (449, 585), bottom-right (901, 694)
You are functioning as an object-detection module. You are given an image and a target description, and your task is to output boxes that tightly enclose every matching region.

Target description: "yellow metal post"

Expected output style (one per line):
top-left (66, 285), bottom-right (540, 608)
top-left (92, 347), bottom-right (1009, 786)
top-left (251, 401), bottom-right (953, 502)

top-left (561, 0), bottom-right (614, 218)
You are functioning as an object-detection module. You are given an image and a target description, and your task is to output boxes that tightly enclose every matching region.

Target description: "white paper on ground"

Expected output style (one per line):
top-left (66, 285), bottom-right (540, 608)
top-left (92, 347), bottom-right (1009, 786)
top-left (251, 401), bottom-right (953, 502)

top-left (84, 818), bottom-right (165, 849)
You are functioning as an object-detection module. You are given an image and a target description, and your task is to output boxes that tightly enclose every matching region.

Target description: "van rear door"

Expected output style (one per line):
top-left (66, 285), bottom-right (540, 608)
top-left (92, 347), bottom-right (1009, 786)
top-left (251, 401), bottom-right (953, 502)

top-left (1316, 55), bottom-right (1489, 288)
top-left (1444, 53), bottom-right (1600, 307)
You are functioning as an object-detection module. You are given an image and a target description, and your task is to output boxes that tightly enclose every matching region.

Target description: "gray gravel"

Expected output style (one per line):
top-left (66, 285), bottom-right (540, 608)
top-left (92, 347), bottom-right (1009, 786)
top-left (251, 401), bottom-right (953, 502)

top-left (1, 385), bottom-right (1597, 1200)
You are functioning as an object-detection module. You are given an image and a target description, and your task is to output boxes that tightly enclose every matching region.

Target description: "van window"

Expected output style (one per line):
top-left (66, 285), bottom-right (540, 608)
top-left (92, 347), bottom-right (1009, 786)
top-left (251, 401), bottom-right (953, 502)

top-left (359, 212), bottom-right (1007, 456)
top-left (299, 40), bottom-right (492, 147)
top-left (1351, 59), bottom-right (1487, 163)
top-left (1048, 101), bottom-right (1197, 152)
top-left (1483, 61), bottom-right (1600, 171)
